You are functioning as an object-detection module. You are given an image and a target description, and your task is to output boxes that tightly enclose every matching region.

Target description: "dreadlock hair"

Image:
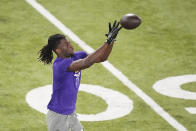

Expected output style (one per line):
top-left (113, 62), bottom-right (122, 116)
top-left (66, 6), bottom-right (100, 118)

top-left (37, 34), bottom-right (66, 65)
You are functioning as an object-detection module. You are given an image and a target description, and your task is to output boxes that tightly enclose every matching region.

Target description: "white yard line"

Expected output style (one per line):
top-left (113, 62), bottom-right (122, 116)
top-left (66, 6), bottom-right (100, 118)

top-left (25, 0), bottom-right (187, 130)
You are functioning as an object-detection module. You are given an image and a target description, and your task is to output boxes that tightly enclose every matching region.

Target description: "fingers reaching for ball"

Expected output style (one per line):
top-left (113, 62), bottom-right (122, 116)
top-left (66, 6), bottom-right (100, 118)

top-left (105, 14), bottom-right (141, 44)
top-left (105, 20), bottom-right (122, 44)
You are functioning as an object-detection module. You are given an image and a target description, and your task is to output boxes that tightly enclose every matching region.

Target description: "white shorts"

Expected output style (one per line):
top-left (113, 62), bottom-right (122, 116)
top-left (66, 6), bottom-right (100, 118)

top-left (46, 109), bottom-right (84, 131)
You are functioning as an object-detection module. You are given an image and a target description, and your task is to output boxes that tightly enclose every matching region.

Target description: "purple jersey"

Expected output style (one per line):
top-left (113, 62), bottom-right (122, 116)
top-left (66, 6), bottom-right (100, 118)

top-left (47, 51), bottom-right (88, 115)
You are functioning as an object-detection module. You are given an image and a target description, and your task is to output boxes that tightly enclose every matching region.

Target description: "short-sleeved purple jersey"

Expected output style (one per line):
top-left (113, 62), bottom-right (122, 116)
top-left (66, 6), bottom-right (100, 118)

top-left (47, 51), bottom-right (88, 115)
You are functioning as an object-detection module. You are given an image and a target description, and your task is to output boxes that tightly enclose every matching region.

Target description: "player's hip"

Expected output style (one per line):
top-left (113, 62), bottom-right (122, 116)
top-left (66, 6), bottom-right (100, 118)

top-left (46, 109), bottom-right (83, 131)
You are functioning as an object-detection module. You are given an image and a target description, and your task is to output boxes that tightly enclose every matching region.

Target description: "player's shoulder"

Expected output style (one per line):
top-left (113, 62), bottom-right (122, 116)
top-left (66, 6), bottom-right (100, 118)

top-left (74, 51), bottom-right (88, 59)
top-left (74, 51), bottom-right (87, 55)
top-left (53, 57), bottom-right (70, 65)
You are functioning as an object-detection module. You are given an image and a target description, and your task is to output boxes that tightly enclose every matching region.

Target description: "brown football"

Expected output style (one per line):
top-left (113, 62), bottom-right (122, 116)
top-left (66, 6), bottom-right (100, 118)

top-left (120, 13), bottom-right (141, 30)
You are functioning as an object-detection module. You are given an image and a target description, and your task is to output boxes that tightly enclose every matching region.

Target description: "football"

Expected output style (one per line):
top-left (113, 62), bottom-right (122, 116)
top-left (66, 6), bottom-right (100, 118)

top-left (120, 13), bottom-right (141, 30)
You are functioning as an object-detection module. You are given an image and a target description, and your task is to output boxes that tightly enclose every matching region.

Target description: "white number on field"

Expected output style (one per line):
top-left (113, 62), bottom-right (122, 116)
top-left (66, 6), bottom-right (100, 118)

top-left (153, 74), bottom-right (196, 114)
top-left (25, 84), bottom-right (133, 121)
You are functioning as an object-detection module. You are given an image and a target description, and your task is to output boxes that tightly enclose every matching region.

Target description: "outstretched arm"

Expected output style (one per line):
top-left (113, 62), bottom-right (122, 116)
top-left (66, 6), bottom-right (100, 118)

top-left (67, 20), bottom-right (121, 72)
top-left (67, 41), bottom-right (114, 72)
top-left (95, 41), bottom-right (114, 63)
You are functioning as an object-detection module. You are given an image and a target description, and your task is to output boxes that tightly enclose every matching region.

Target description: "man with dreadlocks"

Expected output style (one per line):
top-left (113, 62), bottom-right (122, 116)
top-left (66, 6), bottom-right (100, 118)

top-left (37, 21), bottom-right (122, 131)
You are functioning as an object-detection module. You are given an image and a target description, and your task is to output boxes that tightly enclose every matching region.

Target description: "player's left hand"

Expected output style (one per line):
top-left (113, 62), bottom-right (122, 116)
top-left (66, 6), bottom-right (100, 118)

top-left (105, 20), bottom-right (122, 44)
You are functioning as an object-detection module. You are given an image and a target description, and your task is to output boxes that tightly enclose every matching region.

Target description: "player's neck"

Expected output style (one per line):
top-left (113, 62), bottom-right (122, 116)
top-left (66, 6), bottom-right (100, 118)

top-left (57, 54), bottom-right (72, 59)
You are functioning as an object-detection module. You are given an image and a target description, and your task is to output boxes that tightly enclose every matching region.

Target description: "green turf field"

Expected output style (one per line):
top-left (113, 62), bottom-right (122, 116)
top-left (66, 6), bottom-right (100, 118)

top-left (0, 0), bottom-right (196, 130)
